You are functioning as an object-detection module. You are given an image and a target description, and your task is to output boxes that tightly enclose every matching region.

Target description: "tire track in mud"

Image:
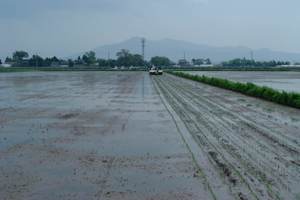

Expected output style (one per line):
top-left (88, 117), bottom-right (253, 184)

top-left (162, 75), bottom-right (300, 163)
top-left (152, 77), bottom-right (253, 199)
top-left (161, 74), bottom-right (300, 199)
top-left (162, 74), bottom-right (300, 176)
top-left (162, 75), bottom-right (300, 198)
top-left (154, 77), bottom-right (260, 200)
top-left (163, 75), bottom-right (300, 155)
top-left (152, 77), bottom-right (219, 200)
top-left (162, 75), bottom-right (300, 161)
top-left (96, 157), bottom-right (115, 199)
top-left (152, 74), bottom-right (300, 200)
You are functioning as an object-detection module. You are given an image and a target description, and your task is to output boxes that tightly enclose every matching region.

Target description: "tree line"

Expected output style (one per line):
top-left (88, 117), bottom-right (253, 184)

top-left (4, 49), bottom-right (146, 67)
top-left (2, 50), bottom-right (293, 67)
top-left (79, 49), bottom-right (146, 66)
top-left (222, 58), bottom-right (291, 67)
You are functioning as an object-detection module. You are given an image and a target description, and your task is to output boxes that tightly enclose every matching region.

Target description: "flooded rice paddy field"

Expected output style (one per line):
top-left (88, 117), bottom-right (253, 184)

top-left (181, 71), bottom-right (300, 93)
top-left (1, 71), bottom-right (300, 199)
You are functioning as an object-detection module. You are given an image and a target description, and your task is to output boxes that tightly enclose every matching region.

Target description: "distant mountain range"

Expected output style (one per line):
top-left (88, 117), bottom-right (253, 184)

top-left (64, 37), bottom-right (300, 64)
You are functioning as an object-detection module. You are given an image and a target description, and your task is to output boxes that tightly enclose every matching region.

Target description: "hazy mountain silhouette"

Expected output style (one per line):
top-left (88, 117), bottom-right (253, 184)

top-left (65, 37), bottom-right (300, 64)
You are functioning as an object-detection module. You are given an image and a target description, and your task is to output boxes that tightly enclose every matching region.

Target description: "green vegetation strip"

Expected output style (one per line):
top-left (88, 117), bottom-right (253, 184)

top-left (165, 70), bottom-right (300, 109)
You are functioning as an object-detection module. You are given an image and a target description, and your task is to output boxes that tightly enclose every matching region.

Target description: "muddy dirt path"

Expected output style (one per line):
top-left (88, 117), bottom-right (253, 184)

top-left (152, 73), bottom-right (300, 200)
top-left (1, 71), bottom-right (300, 200)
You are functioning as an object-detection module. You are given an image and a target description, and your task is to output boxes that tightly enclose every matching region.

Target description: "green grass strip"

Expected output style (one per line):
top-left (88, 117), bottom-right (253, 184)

top-left (165, 70), bottom-right (300, 109)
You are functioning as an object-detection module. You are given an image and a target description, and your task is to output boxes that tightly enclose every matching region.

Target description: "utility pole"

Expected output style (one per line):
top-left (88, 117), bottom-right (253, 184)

top-left (141, 38), bottom-right (145, 63)
top-left (108, 52), bottom-right (110, 68)
top-left (251, 52), bottom-right (253, 67)
top-left (36, 52), bottom-right (38, 68)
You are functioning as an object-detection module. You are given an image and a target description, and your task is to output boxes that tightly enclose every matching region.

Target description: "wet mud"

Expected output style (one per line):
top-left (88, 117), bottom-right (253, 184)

top-left (1, 71), bottom-right (300, 199)
top-left (152, 73), bottom-right (300, 200)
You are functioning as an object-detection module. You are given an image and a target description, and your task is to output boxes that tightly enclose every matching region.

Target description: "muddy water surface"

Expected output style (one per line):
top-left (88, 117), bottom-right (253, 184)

top-left (1, 71), bottom-right (300, 200)
top-left (1, 72), bottom-right (208, 199)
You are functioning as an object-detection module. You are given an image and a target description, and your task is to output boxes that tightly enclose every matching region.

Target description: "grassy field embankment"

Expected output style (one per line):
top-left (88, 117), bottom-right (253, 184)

top-left (165, 70), bottom-right (300, 109)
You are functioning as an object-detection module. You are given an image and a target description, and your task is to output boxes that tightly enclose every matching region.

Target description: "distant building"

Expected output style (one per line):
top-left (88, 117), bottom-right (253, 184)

top-left (51, 62), bottom-right (59, 68)
top-left (89, 63), bottom-right (99, 67)
top-left (0, 64), bottom-right (12, 68)
top-left (73, 60), bottom-right (86, 68)
top-left (279, 65), bottom-right (300, 68)
top-left (4, 61), bottom-right (19, 67)
top-left (178, 59), bottom-right (190, 66)
top-left (169, 61), bottom-right (176, 66)
top-left (21, 58), bottom-right (30, 65)
top-left (59, 61), bottom-right (69, 68)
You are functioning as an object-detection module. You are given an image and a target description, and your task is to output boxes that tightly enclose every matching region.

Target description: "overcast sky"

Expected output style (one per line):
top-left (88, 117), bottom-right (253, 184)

top-left (1, 0), bottom-right (299, 61)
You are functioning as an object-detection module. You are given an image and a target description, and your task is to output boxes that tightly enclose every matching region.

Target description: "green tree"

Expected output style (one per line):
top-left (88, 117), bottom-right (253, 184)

top-left (150, 56), bottom-right (170, 66)
top-left (269, 60), bottom-right (276, 66)
top-left (222, 61), bottom-right (228, 66)
top-left (150, 56), bottom-right (160, 65)
top-left (129, 54), bottom-right (144, 66)
top-left (5, 56), bottom-right (13, 62)
top-left (29, 55), bottom-right (44, 67)
top-left (244, 59), bottom-right (253, 66)
top-left (205, 58), bottom-right (212, 64)
top-left (68, 59), bottom-right (74, 67)
top-left (97, 58), bottom-right (108, 67)
top-left (44, 57), bottom-right (52, 66)
top-left (110, 59), bottom-right (119, 67)
top-left (116, 49), bottom-right (130, 66)
top-left (82, 55), bottom-right (89, 64)
top-left (85, 51), bottom-right (96, 64)
top-left (255, 61), bottom-right (263, 66)
top-left (44, 56), bottom-right (59, 66)
top-left (161, 57), bottom-right (170, 66)
top-left (197, 59), bottom-right (204, 65)
top-left (229, 58), bottom-right (241, 66)
top-left (12, 50), bottom-right (29, 61)
top-left (52, 56), bottom-right (59, 62)
top-left (115, 49), bottom-right (144, 66)
top-left (192, 58), bottom-right (204, 65)
top-left (191, 59), bottom-right (196, 65)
